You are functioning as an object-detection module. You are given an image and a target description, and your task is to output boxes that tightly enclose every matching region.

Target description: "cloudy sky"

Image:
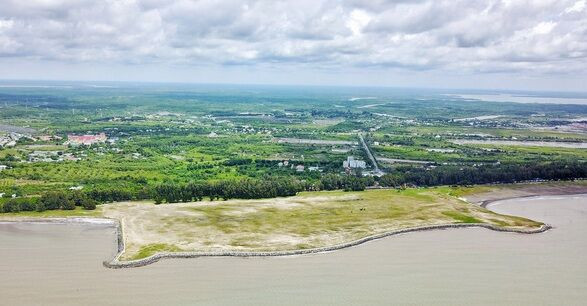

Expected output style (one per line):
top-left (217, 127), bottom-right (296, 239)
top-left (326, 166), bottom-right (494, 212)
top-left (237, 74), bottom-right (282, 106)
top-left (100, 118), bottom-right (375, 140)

top-left (0, 0), bottom-right (586, 90)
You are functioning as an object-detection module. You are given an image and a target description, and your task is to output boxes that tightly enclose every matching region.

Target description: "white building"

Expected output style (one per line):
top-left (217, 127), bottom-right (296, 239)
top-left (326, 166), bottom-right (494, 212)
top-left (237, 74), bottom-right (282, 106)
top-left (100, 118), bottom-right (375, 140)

top-left (343, 156), bottom-right (366, 169)
top-left (0, 165), bottom-right (7, 171)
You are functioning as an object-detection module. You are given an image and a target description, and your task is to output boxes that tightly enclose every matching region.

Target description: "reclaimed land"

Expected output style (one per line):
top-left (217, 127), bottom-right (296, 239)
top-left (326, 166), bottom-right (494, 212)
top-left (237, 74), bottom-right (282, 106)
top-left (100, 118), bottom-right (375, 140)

top-left (3, 182), bottom-right (586, 268)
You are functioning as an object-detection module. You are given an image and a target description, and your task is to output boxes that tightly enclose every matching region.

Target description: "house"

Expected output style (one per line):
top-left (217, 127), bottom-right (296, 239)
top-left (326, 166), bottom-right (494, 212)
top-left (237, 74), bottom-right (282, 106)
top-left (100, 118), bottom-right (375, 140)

top-left (0, 165), bottom-right (7, 171)
top-left (295, 165), bottom-right (305, 172)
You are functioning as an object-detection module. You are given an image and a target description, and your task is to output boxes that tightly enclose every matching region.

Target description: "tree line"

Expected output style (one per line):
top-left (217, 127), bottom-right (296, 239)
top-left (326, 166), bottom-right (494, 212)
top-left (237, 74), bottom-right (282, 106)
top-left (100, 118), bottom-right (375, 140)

top-left (0, 190), bottom-right (97, 213)
top-left (152, 178), bottom-right (303, 203)
top-left (1, 160), bottom-right (586, 213)
top-left (379, 161), bottom-right (587, 187)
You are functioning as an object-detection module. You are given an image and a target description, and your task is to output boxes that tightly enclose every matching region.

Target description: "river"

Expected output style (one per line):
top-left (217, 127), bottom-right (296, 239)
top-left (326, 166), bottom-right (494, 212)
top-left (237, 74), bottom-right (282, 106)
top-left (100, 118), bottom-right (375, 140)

top-left (1, 194), bottom-right (586, 305)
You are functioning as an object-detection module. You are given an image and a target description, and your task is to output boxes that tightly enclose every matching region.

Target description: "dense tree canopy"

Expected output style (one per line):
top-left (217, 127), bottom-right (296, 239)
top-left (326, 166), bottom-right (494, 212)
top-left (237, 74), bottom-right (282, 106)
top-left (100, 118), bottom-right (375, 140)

top-left (1, 160), bottom-right (586, 213)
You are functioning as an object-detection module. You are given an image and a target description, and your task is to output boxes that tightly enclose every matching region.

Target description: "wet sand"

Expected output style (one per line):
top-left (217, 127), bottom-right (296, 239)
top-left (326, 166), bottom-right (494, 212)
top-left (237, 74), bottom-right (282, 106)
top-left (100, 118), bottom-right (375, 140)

top-left (1, 194), bottom-right (586, 305)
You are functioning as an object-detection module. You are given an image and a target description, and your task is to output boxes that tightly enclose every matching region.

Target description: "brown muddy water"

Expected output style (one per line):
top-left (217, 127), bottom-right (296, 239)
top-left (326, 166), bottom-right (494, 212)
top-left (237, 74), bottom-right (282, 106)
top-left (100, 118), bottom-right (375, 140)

top-left (1, 194), bottom-right (586, 305)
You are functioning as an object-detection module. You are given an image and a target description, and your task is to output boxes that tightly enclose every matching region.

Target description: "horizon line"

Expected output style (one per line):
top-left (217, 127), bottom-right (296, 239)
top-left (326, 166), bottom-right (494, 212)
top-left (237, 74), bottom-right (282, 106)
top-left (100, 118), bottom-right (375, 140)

top-left (1, 78), bottom-right (586, 95)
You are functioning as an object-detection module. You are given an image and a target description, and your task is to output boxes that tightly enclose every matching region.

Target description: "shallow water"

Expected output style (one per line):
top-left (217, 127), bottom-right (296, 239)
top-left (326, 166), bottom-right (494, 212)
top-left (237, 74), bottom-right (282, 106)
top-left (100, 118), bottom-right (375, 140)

top-left (453, 93), bottom-right (587, 105)
top-left (1, 194), bottom-right (586, 305)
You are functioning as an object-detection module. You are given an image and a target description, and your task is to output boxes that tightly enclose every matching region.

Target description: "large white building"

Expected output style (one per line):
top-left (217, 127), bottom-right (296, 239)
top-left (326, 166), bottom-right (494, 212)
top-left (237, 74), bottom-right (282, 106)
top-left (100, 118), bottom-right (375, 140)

top-left (343, 156), bottom-right (366, 169)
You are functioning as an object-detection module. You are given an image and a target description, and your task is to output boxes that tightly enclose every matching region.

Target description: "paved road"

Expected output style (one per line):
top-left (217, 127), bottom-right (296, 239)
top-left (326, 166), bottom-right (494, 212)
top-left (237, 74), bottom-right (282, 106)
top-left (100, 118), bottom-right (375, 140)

top-left (358, 133), bottom-right (383, 175)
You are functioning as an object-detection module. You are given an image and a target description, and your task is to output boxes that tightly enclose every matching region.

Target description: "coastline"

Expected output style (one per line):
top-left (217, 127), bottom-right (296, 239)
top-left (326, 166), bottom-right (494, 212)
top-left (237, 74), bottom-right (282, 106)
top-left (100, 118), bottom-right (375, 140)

top-left (97, 189), bottom-right (587, 268)
top-left (3, 188), bottom-right (587, 269)
top-left (102, 222), bottom-right (551, 269)
top-left (474, 192), bottom-right (587, 208)
top-left (0, 217), bottom-right (117, 226)
top-left (463, 181), bottom-right (587, 208)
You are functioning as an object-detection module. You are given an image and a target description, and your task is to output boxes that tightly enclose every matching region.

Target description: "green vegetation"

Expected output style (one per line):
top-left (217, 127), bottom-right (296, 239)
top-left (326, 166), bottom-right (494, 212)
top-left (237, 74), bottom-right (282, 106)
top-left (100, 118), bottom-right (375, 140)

top-left (0, 83), bottom-right (586, 212)
top-left (131, 244), bottom-right (183, 260)
top-left (441, 211), bottom-right (482, 224)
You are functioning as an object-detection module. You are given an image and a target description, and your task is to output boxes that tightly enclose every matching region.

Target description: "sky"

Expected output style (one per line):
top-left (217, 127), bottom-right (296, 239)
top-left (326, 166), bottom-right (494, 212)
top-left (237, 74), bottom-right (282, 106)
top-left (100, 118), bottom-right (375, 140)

top-left (0, 0), bottom-right (586, 91)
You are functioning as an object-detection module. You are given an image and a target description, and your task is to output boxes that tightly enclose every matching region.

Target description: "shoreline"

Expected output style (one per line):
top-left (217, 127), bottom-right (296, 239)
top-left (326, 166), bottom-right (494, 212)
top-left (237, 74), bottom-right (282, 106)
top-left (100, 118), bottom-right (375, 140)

top-left (103, 222), bottom-right (551, 269)
top-left (0, 217), bottom-right (117, 226)
top-left (3, 190), bottom-right (587, 269)
top-left (96, 190), bottom-right (587, 268)
top-left (475, 192), bottom-right (587, 208)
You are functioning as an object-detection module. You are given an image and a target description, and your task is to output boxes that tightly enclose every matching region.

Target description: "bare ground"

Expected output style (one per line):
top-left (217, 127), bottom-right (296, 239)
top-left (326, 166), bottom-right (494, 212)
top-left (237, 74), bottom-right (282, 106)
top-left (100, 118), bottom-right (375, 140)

top-left (100, 189), bottom-right (542, 260)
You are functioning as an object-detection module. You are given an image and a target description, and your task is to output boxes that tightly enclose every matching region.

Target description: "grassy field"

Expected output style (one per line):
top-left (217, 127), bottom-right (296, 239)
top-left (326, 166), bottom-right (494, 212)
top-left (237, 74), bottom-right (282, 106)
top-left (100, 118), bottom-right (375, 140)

top-left (96, 188), bottom-right (542, 260)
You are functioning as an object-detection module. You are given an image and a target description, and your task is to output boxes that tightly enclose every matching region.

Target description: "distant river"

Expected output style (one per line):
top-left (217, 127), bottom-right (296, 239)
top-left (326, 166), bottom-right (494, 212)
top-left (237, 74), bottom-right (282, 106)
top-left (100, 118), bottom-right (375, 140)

top-left (1, 194), bottom-right (586, 305)
top-left (451, 93), bottom-right (587, 105)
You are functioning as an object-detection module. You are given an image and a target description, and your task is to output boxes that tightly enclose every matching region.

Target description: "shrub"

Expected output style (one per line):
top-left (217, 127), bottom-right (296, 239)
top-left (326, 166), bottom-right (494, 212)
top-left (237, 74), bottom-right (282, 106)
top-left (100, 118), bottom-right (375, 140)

top-left (41, 191), bottom-right (73, 210)
top-left (62, 199), bottom-right (76, 210)
top-left (19, 199), bottom-right (37, 212)
top-left (82, 199), bottom-right (97, 210)
top-left (35, 201), bottom-right (46, 212)
top-left (1, 199), bottom-right (20, 213)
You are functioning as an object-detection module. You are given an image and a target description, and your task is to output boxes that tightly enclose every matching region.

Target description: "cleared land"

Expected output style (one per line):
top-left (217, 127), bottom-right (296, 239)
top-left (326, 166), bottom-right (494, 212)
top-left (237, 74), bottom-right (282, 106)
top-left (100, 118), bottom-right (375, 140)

top-left (275, 138), bottom-right (357, 145)
top-left (377, 157), bottom-right (433, 164)
top-left (98, 188), bottom-right (542, 260)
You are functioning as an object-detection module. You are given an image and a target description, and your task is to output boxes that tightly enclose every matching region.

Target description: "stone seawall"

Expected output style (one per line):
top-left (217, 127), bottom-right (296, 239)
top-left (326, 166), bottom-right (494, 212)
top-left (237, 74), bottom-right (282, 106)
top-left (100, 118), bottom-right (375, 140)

top-left (103, 222), bottom-right (552, 269)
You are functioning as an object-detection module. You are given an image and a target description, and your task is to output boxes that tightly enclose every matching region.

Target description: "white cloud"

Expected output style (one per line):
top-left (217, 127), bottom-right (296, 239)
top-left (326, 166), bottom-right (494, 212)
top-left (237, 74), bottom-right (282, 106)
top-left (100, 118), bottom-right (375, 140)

top-left (346, 9), bottom-right (371, 36)
top-left (532, 21), bottom-right (557, 35)
top-left (0, 0), bottom-right (585, 87)
top-left (565, 0), bottom-right (586, 13)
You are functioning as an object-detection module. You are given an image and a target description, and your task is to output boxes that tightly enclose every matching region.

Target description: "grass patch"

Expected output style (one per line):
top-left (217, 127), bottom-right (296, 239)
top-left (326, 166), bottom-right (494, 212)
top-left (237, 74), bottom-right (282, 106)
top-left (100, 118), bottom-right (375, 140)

top-left (131, 243), bottom-right (183, 260)
top-left (442, 211), bottom-right (482, 223)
